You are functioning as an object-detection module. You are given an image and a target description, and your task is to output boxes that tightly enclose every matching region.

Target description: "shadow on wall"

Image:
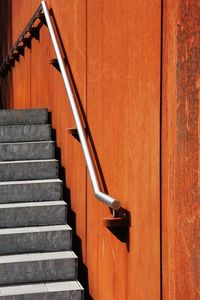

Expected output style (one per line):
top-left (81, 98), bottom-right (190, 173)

top-left (54, 143), bottom-right (94, 300)
top-left (0, 88), bottom-right (3, 109)
top-left (0, 0), bottom-right (13, 108)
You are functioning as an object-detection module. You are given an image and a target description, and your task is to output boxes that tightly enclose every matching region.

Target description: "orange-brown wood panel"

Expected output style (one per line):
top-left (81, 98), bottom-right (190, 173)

top-left (162, 0), bottom-right (200, 299)
top-left (87, 1), bottom-right (161, 299)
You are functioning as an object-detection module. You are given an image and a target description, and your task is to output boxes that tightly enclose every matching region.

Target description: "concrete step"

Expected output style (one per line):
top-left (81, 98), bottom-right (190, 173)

top-left (0, 251), bottom-right (77, 285)
top-left (0, 141), bottom-right (55, 161)
top-left (0, 225), bottom-right (72, 254)
top-left (0, 160), bottom-right (59, 181)
top-left (0, 281), bottom-right (84, 299)
top-left (0, 179), bottom-right (63, 203)
top-left (0, 201), bottom-right (67, 228)
top-left (0, 109), bottom-right (48, 126)
top-left (0, 124), bottom-right (51, 143)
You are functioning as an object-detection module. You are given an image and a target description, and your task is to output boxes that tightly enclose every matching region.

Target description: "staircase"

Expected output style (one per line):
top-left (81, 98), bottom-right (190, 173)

top-left (0, 109), bottom-right (84, 299)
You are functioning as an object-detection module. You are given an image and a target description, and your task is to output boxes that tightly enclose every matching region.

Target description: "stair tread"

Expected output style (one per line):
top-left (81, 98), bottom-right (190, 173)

top-left (0, 179), bottom-right (62, 185)
top-left (0, 179), bottom-right (63, 204)
top-left (0, 124), bottom-right (50, 128)
top-left (0, 200), bottom-right (66, 209)
top-left (0, 141), bottom-right (54, 145)
top-left (0, 281), bottom-right (83, 296)
top-left (0, 224), bottom-right (71, 235)
top-left (0, 159), bottom-right (58, 164)
top-left (0, 251), bottom-right (77, 264)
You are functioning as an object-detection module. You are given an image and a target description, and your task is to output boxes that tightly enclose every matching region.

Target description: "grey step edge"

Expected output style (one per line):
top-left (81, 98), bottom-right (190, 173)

top-left (0, 179), bottom-right (63, 203)
top-left (0, 251), bottom-right (78, 285)
top-left (0, 225), bottom-right (72, 254)
top-left (0, 124), bottom-right (52, 143)
top-left (0, 159), bottom-right (59, 181)
top-left (0, 109), bottom-right (48, 125)
top-left (0, 201), bottom-right (67, 228)
top-left (0, 141), bottom-right (55, 161)
top-left (0, 281), bottom-right (84, 300)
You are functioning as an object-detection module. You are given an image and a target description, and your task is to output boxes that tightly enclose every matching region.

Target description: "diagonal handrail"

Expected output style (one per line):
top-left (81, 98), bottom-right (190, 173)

top-left (0, 0), bottom-right (121, 211)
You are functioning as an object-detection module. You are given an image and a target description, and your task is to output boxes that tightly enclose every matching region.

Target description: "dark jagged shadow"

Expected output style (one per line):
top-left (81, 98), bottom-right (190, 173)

top-left (52, 130), bottom-right (93, 300)
top-left (106, 208), bottom-right (131, 252)
top-left (66, 189), bottom-right (94, 300)
top-left (0, 0), bottom-right (13, 108)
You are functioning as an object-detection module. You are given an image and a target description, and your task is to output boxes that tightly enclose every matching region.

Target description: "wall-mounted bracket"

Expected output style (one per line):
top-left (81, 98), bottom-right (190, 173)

top-left (28, 27), bottom-right (40, 40)
top-left (12, 50), bottom-right (19, 61)
top-left (8, 55), bottom-right (15, 65)
top-left (50, 58), bottom-right (67, 72)
top-left (14, 43), bottom-right (25, 56)
top-left (35, 12), bottom-right (46, 25)
top-left (103, 208), bottom-right (130, 228)
top-left (21, 33), bottom-right (32, 48)
top-left (68, 127), bottom-right (81, 142)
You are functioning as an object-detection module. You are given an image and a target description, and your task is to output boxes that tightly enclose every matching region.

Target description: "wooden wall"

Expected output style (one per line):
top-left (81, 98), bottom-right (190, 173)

top-left (0, 1), bottom-right (161, 299)
top-left (86, 1), bottom-right (161, 299)
top-left (163, 0), bottom-right (200, 299)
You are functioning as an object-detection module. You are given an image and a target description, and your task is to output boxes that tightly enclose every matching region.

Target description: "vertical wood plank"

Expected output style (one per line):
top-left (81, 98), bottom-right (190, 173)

top-left (163, 0), bottom-right (200, 298)
top-left (87, 1), bottom-right (161, 299)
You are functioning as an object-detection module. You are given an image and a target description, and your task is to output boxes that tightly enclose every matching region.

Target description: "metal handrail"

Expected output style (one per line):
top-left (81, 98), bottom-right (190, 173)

top-left (0, 0), bottom-right (121, 211)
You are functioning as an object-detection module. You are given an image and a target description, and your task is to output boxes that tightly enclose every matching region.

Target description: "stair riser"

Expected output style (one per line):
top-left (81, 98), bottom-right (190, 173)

top-left (0, 109), bottom-right (48, 126)
top-left (0, 258), bottom-right (77, 285)
top-left (0, 124), bottom-right (51, 143)
top-left (0, 181), bottom-right (63, 203)
top-left (0, 142), bottom-right (55, 161)
top-left (0, 230), bottom-right (72, 254)
top-left (0, 204), bottom-right (67, 228)
top-left (0, 161), bottom-right (59, 181)
top-left (0, 290), bottom-right (83, 300)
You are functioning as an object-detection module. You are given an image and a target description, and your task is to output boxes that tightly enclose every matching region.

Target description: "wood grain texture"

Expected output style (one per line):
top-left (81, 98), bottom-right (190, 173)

top-left (163, 0), bottom-right (200, 299)
top-left (87, 1), bottom-right (161, 299)
top-left (0, 1), bottom-right (161, 299)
